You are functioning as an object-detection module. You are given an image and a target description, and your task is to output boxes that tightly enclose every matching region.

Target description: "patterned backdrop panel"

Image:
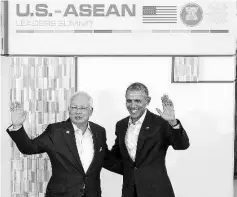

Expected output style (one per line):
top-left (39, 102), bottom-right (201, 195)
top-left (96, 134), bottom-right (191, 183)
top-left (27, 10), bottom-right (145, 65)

top-left (10, 57), bottom-right (76, 197)
top-left (173, 56), bottom-right (200, 82)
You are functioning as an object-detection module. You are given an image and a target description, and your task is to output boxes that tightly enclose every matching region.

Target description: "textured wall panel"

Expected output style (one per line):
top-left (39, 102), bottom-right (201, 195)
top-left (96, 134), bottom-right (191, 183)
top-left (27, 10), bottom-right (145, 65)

top-left (10, 57), bottom-right (76, 197)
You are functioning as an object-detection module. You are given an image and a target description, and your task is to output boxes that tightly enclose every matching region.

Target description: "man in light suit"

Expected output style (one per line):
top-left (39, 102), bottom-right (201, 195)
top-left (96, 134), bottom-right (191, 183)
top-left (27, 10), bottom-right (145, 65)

top-left (109, 82), bottom-right (190, 197)
top-left (7, 91), bottom-right (121, 197)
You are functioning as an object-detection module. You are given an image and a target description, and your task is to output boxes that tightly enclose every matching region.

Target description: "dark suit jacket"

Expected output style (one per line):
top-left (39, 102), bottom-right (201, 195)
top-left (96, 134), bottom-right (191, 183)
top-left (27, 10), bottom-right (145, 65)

top-left (109, 110), bottom-right (190, 197)
top-left (7, 119), bottom-right (121, 197)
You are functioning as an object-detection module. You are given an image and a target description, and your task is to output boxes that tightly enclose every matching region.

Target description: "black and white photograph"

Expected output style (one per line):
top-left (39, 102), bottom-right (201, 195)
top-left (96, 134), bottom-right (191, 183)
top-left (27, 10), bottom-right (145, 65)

top-left (0, 0), bottom-right (236, 197)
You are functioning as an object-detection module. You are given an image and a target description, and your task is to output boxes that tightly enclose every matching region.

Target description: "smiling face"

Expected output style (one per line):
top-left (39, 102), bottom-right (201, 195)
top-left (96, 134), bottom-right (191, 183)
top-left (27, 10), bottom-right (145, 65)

top-left (69, 94), bottom-right (93, 127)
top-left (126, 90), bottom-right (150, 123)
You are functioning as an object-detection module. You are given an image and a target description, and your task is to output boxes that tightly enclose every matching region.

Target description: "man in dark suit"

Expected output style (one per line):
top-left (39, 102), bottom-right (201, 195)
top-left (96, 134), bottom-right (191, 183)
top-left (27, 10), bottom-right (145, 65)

top-left (7, 91), bottom-right (121, 197)
top-left (109, 82), bottom-right (190, 197)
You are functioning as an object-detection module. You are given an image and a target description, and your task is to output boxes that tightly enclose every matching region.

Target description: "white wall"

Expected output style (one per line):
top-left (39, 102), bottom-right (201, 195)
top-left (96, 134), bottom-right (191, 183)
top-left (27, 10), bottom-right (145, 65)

top-left (77, 57), bottom-right (235, 197)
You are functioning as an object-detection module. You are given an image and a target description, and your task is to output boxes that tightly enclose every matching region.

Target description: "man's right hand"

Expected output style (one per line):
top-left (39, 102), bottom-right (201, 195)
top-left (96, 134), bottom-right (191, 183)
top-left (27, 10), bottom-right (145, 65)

top-left (10, 101), bottom-right (27, 128)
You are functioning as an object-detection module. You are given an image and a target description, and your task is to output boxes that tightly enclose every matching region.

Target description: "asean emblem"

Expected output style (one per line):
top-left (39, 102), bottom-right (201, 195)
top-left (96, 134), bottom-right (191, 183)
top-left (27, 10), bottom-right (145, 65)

top-left (180, 3), bottom-right (203, 27)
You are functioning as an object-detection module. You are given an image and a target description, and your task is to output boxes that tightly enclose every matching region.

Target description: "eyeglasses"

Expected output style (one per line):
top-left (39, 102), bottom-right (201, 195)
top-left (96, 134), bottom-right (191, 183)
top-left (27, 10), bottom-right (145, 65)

top-left (70, 106), bottom-right (91, 112)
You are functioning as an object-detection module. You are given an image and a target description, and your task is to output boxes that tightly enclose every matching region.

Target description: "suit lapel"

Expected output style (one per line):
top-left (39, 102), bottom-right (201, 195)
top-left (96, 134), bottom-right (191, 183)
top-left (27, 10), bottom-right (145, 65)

top-left (135, 110), bottom-right (153, 164)
top-left (61, 119), bottom-right (85, 174)
top-left (86, 121), bottom-right (100, 174)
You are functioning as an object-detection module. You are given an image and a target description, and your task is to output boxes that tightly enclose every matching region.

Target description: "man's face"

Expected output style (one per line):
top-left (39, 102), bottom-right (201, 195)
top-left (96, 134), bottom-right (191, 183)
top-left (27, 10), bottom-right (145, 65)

top-left (69, 94), bottom-right (92, 126)
top-left (126, 90), bottom-right (150, 123)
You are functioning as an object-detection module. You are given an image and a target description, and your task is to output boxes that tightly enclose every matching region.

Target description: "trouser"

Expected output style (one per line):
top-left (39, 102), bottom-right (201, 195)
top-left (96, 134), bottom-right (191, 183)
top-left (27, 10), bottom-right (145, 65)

top-left (133, 184), bottom-right (138, 197)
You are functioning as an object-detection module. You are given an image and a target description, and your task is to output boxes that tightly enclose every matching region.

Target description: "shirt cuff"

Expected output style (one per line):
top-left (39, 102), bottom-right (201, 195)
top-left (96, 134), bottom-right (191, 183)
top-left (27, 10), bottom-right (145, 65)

top-left (8, 125), bottom-right (23, 131)
top-left (172, 124), bottom-right (181, 129)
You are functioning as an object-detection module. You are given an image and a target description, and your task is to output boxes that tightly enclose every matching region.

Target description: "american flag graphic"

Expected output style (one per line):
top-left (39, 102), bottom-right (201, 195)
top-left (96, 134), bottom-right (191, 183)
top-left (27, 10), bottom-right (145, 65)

top-left (143, 6), bottom-right (177, 23)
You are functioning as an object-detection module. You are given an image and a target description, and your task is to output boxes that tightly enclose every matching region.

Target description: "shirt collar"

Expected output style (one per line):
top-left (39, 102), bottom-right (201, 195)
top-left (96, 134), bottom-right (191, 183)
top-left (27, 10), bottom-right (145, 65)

top-left (129, 109), bottom-right (147, 126)
top-left (72, 122), bottom-right (91, 134)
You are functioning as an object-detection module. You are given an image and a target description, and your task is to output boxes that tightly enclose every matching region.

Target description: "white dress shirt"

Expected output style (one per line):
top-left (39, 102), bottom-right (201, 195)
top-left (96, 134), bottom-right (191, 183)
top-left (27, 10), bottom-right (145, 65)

top-left (72, 123), bottom-right (94, 173)
top-left (125, 110), bottom-right (147, 161)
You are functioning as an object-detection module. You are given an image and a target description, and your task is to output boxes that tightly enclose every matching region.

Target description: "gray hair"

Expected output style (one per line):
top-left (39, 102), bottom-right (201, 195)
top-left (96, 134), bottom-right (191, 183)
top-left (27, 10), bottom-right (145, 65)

top-left (126, 82), bottom-right (149, 97)
top-left (69, 91), bottom-right (93, 109)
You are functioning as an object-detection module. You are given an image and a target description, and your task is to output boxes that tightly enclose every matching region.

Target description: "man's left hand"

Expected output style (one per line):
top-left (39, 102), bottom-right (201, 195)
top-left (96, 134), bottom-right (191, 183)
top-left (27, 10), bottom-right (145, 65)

top-left (156, 94), bottom-right (177, 126)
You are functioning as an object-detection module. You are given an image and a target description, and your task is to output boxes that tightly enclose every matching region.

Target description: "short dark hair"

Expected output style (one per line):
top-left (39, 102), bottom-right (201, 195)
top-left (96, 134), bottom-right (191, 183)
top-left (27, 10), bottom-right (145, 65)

top-left (126, 82), bottom-right (149, 96)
